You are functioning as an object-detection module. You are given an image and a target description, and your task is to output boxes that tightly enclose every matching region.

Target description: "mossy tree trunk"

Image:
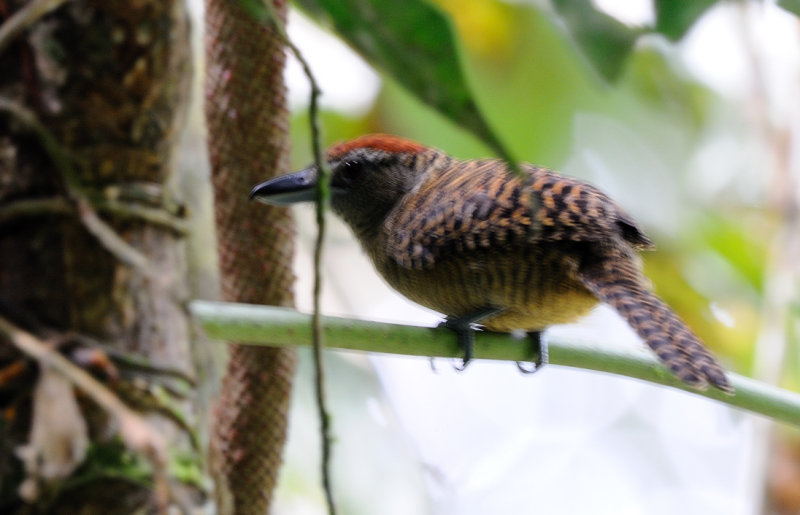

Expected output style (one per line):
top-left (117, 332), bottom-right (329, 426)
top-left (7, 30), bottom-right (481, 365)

top-left (0, 1), bottom-right (201, 512)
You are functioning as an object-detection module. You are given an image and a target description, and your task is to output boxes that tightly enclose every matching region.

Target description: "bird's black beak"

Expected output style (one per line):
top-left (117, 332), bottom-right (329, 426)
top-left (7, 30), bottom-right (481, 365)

top-left (249, 166), bottom-right (318, 206)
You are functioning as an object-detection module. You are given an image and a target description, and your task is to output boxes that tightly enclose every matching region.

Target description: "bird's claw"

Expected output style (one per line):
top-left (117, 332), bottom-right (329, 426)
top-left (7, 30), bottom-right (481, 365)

top-left (446, 324), bottom-right (474, 371)
top-left (516, 361), bottom-right (539, 374)
top-left (439, 307), bottom-right (504, 371)
top-left (516, 331), bottom-right (548, 375)
top-left (453, 359), bottom-right (470, 372)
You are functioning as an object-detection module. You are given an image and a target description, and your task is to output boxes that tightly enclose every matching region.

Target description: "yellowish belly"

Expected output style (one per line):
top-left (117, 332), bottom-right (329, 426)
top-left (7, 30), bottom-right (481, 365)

top-left (479, 289), bottom-right (598, 331)
top-left (376, 247), bottom-right (599, 332)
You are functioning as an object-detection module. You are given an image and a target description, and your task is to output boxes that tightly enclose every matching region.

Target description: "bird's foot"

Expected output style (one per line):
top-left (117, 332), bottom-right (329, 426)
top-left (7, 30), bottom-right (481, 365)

top-left (516, 331), bottom-right (548, 374)
top-left (438, 307), bottom-right (505, 370)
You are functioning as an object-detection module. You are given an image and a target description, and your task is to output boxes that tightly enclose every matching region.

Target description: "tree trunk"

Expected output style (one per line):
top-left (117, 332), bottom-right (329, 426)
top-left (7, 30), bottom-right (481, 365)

top-left (0, 1), bottom-right (200, 512)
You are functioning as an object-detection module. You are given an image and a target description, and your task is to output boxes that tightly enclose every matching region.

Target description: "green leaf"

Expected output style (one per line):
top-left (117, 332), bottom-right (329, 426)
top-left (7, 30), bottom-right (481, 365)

top-left (654, 0), bottom-right (717, 41)
top-left (551, 0), bottom-right (640, 82)
top-left (291, 0), bottom-right (514, 162)
top-left (237, 0), bottom-right (271, 22)
top-left (694, 214), bottom-right (768, 294)
top-left (778, 0), bottom-right (800, 16)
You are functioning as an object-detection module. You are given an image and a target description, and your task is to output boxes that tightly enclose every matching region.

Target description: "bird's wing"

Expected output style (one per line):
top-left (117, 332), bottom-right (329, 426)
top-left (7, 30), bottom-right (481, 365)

top-left (383, 160), bottom-right (653, 270)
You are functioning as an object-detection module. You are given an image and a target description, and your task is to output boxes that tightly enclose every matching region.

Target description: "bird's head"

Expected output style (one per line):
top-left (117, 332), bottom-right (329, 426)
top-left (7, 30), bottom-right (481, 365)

top-left (250, 134), bottom-right (442, 237)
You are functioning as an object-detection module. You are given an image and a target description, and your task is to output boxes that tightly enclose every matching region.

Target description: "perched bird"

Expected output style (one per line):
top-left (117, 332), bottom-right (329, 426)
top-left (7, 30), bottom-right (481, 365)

top-left (251, 134), bottom-right (733, 393)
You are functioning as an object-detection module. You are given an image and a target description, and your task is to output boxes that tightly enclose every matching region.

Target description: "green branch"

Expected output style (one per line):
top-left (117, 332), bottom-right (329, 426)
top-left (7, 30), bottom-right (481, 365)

top-left (190, 301), bottom-right (800, 428)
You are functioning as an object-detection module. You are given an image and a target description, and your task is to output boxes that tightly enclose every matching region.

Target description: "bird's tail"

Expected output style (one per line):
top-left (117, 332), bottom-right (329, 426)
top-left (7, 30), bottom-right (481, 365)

top-left (578, 255), bottom-right (733, 394)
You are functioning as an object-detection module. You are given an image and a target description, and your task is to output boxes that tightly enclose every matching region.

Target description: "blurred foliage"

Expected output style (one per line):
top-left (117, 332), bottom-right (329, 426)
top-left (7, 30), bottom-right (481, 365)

top-left (694, 212), bottom-right (772, 294)
top-left (643, 244), bottom-right (760, 370)
top-left (433, 0), bottom-right (516, 59)
top-left (779, 0), bottom-right (800, 16)
top-left (654, 0), bottom-right (717, 40)
top-left (551, 0), bottom-right (641, 81)
top-left (277, 0), bottom-right (800, 510)
top-left (291, 0), bottom-right (515, 162)
top-left (789, 310), bottom-right (800, 391)
top-left (168, 450), bottom-right (206, 489)
top-left (623, 46), bottom-right (713, 130)
top-left (70, 440), bottom-right (152, 489)
top-left (287, 0), bottom-right (798, 384)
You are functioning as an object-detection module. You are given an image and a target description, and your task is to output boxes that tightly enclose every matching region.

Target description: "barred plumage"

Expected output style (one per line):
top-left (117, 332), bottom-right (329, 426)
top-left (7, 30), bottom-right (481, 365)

top-left (577, 249), bottom-right (732, 393)
top-left (251, 134), bottom-right (733, 393)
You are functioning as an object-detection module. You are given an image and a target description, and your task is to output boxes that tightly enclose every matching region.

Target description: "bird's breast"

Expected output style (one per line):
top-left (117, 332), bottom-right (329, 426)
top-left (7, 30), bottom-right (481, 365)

top-left (371, 244), bottom-right (598, 332)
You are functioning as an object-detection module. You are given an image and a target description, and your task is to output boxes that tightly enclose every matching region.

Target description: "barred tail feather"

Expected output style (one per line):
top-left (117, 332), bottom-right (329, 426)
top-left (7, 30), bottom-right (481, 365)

top-left (579, 258), bottom-right (733, 394)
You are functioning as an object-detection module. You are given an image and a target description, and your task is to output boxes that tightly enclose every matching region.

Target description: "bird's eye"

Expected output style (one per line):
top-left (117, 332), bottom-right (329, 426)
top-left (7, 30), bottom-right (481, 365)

top-left (338, 160), bottom-right (365, 185)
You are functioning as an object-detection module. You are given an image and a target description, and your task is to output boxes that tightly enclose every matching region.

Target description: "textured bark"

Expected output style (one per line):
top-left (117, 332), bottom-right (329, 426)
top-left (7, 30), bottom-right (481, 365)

top-left (205, 0), bottom-right (298, 513)
top-left (0, 1), bottom-right (197, 512)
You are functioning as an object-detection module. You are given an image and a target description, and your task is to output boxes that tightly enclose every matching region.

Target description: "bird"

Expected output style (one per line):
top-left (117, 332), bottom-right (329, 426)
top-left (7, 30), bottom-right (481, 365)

top-left (250, 134), bottom-right (733, 394)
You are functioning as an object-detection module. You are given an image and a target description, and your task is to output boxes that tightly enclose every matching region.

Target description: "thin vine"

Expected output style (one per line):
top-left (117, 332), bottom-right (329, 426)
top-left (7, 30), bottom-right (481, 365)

top-left (255, 1), bottom-right (337, 513)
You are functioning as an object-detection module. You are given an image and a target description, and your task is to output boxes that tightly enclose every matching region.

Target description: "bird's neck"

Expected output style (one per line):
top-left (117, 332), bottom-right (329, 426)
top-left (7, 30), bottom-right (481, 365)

top-left (344, 151), bottom-right (454, 249)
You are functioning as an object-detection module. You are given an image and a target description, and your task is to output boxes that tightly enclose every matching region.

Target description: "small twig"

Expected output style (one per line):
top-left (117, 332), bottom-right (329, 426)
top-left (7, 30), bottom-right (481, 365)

top-left (69, 332), bottom-right (196, 387)
top-left (75, 196), bottom-right (151, 270)
top-left (0, 359), bottom-right (28, 387)
top-left (0, 196), bottom-right (189, 235)
top-left (0, 96), bottom-right (78, 184)
top-left (0, 197), bottom-right (73, 224)
top-left (255, 2), bottom-right (337, 513)
top-left (94, 198), bottom-right (189, 235)
top-left (296, 34), bottom-right (338, 515)
top-left (0, 314), bottom-right (171, 510)
top-left (0, 0), bottom-right (69, 55)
